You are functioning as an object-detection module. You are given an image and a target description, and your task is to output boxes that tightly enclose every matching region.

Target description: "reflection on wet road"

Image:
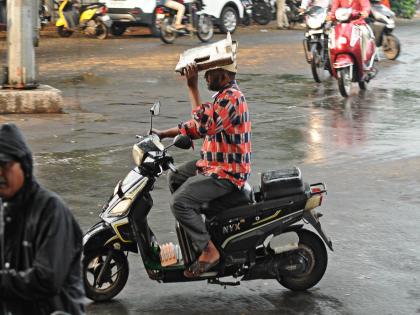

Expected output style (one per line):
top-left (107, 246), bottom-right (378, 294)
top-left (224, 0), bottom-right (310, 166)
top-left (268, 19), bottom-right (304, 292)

top-left (10, 18), bottom-right (420, 315)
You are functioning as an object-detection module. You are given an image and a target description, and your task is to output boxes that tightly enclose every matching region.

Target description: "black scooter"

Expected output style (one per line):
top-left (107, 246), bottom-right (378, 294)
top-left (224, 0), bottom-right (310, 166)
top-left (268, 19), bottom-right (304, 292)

top-left (82, 102), bottom-right (333, 302)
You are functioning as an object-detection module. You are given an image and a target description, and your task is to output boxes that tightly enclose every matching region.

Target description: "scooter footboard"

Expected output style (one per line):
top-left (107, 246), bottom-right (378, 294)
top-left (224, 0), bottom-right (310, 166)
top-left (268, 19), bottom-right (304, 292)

top-left (83, 221), bottom-right (138, 255)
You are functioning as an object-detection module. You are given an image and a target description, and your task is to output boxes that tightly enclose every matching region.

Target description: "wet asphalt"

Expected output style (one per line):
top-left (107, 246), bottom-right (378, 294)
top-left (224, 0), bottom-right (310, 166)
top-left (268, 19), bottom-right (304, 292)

top-left (1, 18), bottom-right (420, 315)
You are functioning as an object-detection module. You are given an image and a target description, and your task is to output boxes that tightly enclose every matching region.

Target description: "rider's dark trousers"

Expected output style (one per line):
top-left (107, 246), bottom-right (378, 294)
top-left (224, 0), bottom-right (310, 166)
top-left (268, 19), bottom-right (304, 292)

top-left (169, 160), bottom-right (236, 253)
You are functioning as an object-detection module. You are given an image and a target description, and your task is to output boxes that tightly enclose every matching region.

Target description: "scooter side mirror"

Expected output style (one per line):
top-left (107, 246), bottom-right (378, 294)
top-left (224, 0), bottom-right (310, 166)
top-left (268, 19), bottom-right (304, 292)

top-left (150, 101), bottom-right (161, 116)
top-left (173, 135), bottom-right (192, 150)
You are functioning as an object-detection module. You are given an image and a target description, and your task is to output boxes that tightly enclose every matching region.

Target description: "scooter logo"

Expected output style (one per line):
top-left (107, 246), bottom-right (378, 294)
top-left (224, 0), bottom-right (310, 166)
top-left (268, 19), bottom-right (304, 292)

top-left (222, 222), bottom-right (241, 235)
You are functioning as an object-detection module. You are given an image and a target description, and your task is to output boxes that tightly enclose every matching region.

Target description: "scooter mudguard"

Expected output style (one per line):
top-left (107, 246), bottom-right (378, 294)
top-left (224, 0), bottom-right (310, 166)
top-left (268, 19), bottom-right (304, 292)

top-left (83, 221), bottom-right (138, 255)
top-left (80, 8), bottom-right (96, 21)
top-left (333, 54), bottom-right (354, 69)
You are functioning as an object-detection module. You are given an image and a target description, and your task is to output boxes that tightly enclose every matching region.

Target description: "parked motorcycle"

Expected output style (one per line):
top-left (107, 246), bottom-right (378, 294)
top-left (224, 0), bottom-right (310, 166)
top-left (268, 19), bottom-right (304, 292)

top-left (156, 0), bottom-right (213, 44)
top-left (56, 0), bottom-right (112, 39)
top-left (370, 0), bottom-right (400, 60)
top-left (328, 8), bottom-right (377, 97)
top-left (303, 6), bottom-right (331, 82)
top-left (240, 0), bottom-right (253, 26)
top-left (252, 0), bottom-right (272, 25)
top-left (286, 0), bottom-right (304, 26)
top-left (39, 1), bottom-right (52, 29)
top-left (82, 102), bottom-right (333, 302)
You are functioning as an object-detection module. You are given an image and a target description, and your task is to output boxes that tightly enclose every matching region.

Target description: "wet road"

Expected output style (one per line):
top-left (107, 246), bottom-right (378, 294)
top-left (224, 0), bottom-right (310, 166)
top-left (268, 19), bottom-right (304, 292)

top-left (1, 19), bottom-right (420, 314)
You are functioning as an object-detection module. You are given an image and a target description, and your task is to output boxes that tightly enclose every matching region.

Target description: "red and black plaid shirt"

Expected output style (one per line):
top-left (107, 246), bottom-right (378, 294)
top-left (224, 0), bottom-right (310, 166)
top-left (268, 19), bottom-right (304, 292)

top-left (179, 81), bottom-right (251, 188)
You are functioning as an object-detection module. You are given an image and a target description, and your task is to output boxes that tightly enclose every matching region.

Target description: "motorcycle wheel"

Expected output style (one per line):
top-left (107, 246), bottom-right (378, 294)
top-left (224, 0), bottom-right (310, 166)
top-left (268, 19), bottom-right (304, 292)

top-left (382, 34), bottom-right (400, 61)
top-left (111, 24), bottom-right (126, 36)
top-left (95, 20), bottom-right (109, 40)
top-left (160, 16), bottom-right (177, 44)
top-left (358, 81), bottom-right (367, 90)
top-left (310, 45), bottom-right (329, 83)
top-left (57, 26), bottom-right (73, 38)
top-left (338, 67), bottom-right (352, 97)
top-left (83, 249), bottom-right (129, 302)
top-left (279, 229), bottom-right (328, 291)
top-left (197, 15), bottom-right (214, 43)
top-left (252, 1), bottom-right (271, 25)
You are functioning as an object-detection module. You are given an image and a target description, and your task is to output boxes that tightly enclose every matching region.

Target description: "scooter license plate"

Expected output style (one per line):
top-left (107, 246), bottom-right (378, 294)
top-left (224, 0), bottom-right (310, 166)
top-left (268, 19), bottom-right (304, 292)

top-left (102, 15), bottom-right (111, 21)
top-left (157, 13), bottom-right (165, 19)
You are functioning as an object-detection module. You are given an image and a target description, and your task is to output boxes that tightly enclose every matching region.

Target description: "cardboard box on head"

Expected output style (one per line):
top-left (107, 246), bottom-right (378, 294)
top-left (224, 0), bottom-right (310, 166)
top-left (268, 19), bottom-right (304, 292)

top-left (175, 33), bottom-right (238, 74)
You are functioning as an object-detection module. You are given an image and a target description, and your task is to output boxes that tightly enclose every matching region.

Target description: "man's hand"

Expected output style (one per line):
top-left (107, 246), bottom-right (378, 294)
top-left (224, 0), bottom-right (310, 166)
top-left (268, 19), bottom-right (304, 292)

top-left (150, 127), bottom-right (180, 140)
top-left (150, 128), bottom-right (164, 139)
top-left (326, 14), bottom-right (333, 22)
top-left (360, 11), bottom-right (369, 19)
top-left (184, 62), bottom-right (199, 89)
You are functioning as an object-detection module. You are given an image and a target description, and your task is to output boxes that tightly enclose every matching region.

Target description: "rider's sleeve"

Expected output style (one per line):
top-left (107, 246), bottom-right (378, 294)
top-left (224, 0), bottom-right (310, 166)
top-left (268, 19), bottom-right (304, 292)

top-left (360, 0), bottom-right (371, 14)
top-left (328, 0), bottom-right (339, 17)
top-left (178, 119), bottom-right (201, 139)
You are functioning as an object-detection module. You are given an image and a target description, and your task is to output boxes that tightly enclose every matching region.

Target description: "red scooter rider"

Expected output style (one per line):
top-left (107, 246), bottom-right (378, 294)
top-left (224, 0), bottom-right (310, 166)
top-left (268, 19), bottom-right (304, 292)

top-left (327, 0), bottom-right (372, 65)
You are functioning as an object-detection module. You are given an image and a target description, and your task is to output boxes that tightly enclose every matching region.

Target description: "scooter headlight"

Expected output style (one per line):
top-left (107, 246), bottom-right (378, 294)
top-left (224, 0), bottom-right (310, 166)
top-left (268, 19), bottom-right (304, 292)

top-left (132, 145), bottom-right (145, 166)
top-left (109, 199), bottom-right (132, 217)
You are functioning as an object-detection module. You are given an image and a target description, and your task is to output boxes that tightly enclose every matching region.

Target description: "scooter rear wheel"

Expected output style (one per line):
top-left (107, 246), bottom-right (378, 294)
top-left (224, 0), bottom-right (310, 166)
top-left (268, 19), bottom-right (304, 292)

top-left (382, 34), bottom-right (400, 61)
top-left (83, 249), bottom-right (129, 302)
top-left (278, 229), bottom-right (328, 291)
top-left (160, 16), bottom-right (177, 44)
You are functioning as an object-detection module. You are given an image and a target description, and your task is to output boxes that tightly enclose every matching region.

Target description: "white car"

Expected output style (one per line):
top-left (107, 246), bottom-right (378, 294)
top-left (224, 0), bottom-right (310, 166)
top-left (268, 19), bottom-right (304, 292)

top-left (202, 0), bottom-right (244, 33)
top-left (101, 0), bottom-right (244, 35)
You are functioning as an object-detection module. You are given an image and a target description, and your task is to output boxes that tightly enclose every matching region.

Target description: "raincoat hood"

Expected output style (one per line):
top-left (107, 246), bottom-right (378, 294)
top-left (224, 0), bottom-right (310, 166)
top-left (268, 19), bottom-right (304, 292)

top-left (0, 123), bottom-right (33, 181)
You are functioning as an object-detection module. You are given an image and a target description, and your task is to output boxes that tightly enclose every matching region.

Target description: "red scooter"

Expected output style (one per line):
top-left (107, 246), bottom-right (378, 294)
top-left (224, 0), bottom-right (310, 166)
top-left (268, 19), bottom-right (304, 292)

top-left (328, 8), bottom-right (377, 97)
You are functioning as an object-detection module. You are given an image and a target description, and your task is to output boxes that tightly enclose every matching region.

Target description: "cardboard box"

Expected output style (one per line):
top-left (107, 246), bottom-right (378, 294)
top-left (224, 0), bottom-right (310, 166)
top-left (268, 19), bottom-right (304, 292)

top-left (175, 33), bottom-right (238, 73)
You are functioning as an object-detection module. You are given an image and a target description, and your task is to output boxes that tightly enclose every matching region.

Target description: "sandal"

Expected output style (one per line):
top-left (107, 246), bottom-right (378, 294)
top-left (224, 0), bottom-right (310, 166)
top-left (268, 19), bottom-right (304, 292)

top-left (183, 259), bottom-right (220, 278)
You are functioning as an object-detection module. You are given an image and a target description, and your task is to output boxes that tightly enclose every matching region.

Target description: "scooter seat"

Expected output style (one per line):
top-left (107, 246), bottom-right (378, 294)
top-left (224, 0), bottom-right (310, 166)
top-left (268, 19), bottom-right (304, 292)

top-left (201, 182), bottom-right (254, 216)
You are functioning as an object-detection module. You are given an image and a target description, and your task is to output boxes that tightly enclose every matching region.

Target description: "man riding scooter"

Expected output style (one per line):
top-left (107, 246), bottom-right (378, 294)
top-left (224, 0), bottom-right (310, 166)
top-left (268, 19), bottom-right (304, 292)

top-left (152, 47), bottom-right (251, 278)
top-left (327, 0), bottom-right (373, 66)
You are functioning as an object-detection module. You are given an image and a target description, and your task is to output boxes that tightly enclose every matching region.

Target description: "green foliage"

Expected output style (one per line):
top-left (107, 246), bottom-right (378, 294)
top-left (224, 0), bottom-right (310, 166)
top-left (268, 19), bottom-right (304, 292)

top-left (390, 0), bottom-right (417, 18)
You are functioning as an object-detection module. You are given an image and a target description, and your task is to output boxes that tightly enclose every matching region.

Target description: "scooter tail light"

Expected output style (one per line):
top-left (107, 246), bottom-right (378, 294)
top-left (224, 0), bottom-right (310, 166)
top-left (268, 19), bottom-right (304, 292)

top-left (156, 7), bottom-right (164, 14)
top-left (100, 6), bottom-right (108, 15)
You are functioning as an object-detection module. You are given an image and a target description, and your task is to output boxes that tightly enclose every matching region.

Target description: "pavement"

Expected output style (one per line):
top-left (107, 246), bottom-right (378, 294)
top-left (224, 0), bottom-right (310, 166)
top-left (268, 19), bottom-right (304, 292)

top-left (1, 18), bottom-right (420, 315)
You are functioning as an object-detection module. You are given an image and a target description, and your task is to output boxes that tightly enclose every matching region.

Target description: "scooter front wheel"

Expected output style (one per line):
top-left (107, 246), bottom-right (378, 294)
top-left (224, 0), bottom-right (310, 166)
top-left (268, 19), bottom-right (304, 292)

top-left (337, 67), bottom-right (352, 97)
top-left (197, 15), bottom-right (214, 43)
top-left (57, 26), bottom-right (73, 38)
top-left (278, 229), bottom-right (328, 291)
top-left (83, 249), bottom-right (129, 302)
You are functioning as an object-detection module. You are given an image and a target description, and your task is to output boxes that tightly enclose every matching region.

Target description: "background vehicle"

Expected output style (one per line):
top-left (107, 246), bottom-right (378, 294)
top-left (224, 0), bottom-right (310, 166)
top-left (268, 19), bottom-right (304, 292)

top-left (82, 102), bottom-right (333, 302)
top-left (203, 0), bottom-right (244, 33)
top-left (157, 0), bottom-right (214, 44)
top-left (252, 0), bottom-right (272, 25)
top-left (302, 6), bottom-right (331, 82)
top-left (329, 8), bottom-right (377, 97)
top-left (240, 0), bottom-right (253, 25)
top-left (286, 0), bottom-right (304, 26)
top-left (370, 0), bottom-right (400, 60)
top-left (101, 0), bottom-right (160, 36)
top-left (56, 0), bottom-right (112, 39)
